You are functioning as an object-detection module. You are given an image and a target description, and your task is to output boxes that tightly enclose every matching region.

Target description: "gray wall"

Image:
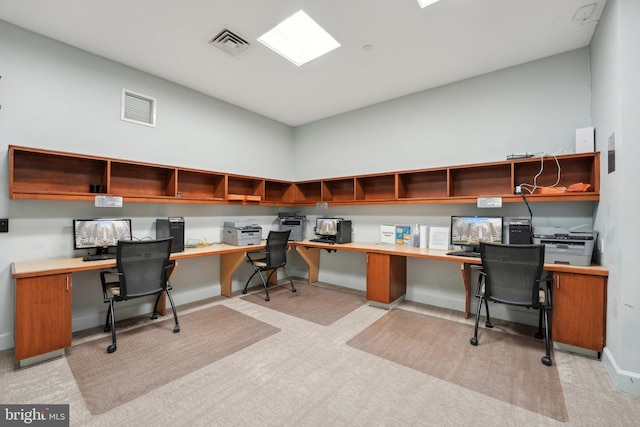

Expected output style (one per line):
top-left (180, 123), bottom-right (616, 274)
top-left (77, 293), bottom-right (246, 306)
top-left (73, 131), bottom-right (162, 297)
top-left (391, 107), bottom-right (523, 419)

top-left (294, 48), bottom-right (592, 179)
top-left (591, 0), bottom-right (640, 394)
top-left (0, 21), bottom-right (296, 350)
top-left (2, 8), bottom-right (636, 393)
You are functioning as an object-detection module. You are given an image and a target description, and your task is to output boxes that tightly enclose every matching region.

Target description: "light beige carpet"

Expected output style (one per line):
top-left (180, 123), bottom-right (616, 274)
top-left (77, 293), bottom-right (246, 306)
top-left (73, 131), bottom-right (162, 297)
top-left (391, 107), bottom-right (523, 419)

top-left (347, 308), bottom-right (568, 422)
top-left (66, 305), bottom-right (280, 415)
top-left (241, 283), bottom-right (367, 326)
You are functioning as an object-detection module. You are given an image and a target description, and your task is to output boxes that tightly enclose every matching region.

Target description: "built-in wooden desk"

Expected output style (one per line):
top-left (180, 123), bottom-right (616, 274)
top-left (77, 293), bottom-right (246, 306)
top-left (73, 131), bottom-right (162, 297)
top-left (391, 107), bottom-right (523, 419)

top-left (11, 239), bottom-right (609, 364)
top-left (11, 243), bottom-right (266, 364)
top-left (291, 240), bottom-right (609, 353)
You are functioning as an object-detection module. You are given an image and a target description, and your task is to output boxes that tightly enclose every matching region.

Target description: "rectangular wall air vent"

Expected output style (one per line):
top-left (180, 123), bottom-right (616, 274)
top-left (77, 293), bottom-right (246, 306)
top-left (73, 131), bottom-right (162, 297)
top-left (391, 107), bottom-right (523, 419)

top-left (121, 89), bottom-right (156, 127)
top-left (209, 29), bottom-right (250, 56)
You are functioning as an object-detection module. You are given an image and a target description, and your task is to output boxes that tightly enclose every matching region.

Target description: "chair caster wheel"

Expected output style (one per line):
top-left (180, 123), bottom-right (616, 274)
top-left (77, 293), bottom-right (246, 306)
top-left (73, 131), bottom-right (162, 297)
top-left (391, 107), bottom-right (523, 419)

top-left (104, 326), bottom-right (111, 332)
top-left (107, 344), bottom-right (117, 353)
top-left (265, 296), bottom-right (270, 301)
top-left (151, 313), bottom-right (158, 320)
top-left (534, 332), bottom-right (543, 340)
top-left (541, 356), bottom-right (552, 366)
top-left (174, 325), bottom-right (180, 333)
top-left (242, 289), bottom-right (248, 294)
top-left (470, 337), bottom-right (478, 346)
top-left (292, 288), bottom-right (297, 293)
top-left (485, 321), bottom-right (493, 328)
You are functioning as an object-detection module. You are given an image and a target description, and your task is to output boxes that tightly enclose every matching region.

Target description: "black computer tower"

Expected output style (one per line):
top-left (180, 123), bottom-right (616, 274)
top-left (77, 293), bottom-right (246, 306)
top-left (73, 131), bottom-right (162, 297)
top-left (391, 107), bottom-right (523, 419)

top-left (335, 220), bottom-right (352, 244)
top-left (509, 218), bottom-right (532, 244)
top-left (156, 217), bottom-right (185, 252)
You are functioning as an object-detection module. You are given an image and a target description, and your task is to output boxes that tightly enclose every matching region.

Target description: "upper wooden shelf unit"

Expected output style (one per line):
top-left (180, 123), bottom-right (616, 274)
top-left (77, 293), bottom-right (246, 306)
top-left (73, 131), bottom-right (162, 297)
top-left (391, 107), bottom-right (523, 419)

top-left (8, 145), bottom-right (600, 206)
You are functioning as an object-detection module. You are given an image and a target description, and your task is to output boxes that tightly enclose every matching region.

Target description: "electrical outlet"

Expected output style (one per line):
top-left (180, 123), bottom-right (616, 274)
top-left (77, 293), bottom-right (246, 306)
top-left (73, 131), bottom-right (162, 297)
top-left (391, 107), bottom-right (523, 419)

top-left (0, 218), bottom-right (8, 233)
top-left (514, 186), bottom-right (522, 194)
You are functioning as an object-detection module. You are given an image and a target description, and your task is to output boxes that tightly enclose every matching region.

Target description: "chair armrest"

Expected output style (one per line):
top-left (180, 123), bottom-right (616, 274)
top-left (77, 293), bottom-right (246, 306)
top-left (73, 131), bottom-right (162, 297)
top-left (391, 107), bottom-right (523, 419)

top-left (538, 275), bottom-right (553, 308)
top-left (471, 266), bottom-right (486, 296)
top-left (100, 270), bottom-right (122, 300)
top-left (246, 251), bottom-right (267, 262)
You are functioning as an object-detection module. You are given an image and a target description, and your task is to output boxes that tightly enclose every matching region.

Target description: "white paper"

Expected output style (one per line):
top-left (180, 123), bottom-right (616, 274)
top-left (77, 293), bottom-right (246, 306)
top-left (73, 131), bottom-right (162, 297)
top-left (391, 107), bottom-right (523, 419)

top-left (428, 227), bottom-right (449, 250)
top-left (419, 225), bottom-right (428, 248)
top-left (380, 224), bottom-right (396, 244)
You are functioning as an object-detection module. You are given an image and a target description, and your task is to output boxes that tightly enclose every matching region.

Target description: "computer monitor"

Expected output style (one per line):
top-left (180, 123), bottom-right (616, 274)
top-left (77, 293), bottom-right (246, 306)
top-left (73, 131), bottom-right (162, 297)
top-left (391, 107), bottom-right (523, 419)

top-left (450, 215), bottom-right (503, 251)
top-left (315, 217), bottom-right (341, 237)
top-left (73, 218), bottom-right (132, 256)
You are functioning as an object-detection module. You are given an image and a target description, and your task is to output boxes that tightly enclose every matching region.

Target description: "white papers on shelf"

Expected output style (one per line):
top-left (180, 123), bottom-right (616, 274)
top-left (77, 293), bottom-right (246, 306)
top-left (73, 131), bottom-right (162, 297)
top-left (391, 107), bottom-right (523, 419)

top-left (380, 224), bottom-right (396, 244)
top-left (419, 225), bottom-right (428, 248)
top-left (428, 227), bottom-right (449, 250)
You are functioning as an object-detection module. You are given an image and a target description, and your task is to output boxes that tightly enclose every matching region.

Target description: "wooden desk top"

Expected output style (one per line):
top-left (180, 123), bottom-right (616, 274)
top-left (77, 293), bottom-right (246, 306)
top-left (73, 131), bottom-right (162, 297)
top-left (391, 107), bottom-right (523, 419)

top-left (11, 242), bottom-right (265, 279)
top-left (12, 239), bottom-right (608, 279)
top-left (291, 240), bottom-right (609, 277)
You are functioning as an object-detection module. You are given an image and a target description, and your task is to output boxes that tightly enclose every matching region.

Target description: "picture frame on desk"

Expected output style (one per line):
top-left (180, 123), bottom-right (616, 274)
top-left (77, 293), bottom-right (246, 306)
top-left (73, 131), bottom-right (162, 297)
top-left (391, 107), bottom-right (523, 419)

top-left (429, 227), bottom-right (449, 250)
top-left (380, 224), bottom-right (396, 245)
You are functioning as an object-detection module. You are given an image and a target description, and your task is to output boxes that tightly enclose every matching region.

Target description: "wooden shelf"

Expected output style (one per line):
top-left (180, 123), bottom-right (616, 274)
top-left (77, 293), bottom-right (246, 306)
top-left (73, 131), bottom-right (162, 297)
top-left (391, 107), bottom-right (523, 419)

top-left (8, 146), bottom-right (601, 206)
top-left (323, 178), bottom-right (355, 202)
top-left (356, 174), bottom-right (396, 201)
top-left (10, 149), bottom-right (107, 198)
top-left (177, 170), bottom-right (225, 200)
top-left (265, 180), bottom-right (294, 203)
top-left (110, 162), bottom-right (177, 198)
top-left (294, 181), bottom-right (322, 203)
top-left (449, 164), bottom-right (512, 197)
top-left (227, 176), bottom-right (264, 202)
top-left (398, 169), bottom-right (448, 200)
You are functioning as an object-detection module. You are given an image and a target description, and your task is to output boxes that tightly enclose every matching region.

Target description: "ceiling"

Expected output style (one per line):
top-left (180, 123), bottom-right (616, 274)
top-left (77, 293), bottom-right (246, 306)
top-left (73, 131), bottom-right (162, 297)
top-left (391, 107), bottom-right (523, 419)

top-left (0, 0), bottom-right (606, 127)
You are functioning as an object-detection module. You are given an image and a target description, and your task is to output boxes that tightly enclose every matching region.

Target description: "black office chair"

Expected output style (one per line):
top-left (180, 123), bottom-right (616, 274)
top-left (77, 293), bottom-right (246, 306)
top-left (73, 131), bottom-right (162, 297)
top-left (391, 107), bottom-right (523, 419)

top-left (100, 237), bottom-right (180, 353)
top-left (242, 230), bottom-right (296, 301)
top-left (470, 242), bottom-right (553, 366)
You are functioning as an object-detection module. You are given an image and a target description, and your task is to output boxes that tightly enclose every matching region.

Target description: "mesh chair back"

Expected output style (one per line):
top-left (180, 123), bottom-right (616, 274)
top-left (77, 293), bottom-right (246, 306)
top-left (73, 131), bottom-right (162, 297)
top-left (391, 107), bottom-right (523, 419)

top-left (480, 242), bottom-right (545, 307)
top-left (116, 238), bottom-right (173, 299)
top-left (265, 230), bottom-right (291, 268)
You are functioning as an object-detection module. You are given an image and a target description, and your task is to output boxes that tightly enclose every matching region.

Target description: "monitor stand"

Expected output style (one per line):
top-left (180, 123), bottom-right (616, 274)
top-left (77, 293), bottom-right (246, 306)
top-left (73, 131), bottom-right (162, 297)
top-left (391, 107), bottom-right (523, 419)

top-left (310, 235), bottom-right (336, 244)
top-left (82, 246), bottom-right (115, 261)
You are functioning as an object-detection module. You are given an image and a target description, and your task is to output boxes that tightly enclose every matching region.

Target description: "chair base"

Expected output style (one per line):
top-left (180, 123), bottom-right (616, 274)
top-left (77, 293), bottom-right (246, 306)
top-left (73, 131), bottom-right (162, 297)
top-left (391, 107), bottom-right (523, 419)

top-left (471, 294), bottom-right (553, 366)
top-left (103, 288), bottom-right (180, 354)
top-left (242, 266), bottom-right (296, 302)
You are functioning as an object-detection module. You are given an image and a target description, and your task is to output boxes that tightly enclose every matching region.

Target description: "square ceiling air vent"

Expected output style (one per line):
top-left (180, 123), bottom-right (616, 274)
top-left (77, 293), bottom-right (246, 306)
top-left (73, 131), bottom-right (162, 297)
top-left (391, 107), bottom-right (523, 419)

top-left (209, 29), bottom-right (250, 56)
top-left (121, 89), bottom-right (156, 127)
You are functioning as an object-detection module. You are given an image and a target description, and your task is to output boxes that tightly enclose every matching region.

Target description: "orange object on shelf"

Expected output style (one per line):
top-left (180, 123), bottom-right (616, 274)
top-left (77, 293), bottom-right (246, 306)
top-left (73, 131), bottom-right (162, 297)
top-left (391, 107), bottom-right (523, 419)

top-left (567, 182), bottom-right (591, 192)
top-left (539, 187), bottom-right (566, 194)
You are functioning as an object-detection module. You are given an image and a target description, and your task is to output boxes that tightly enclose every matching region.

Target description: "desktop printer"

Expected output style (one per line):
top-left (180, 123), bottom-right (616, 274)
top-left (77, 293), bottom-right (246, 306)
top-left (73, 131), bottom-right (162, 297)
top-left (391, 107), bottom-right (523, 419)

top-left (532, 226), bottom-right (597, 266)
top-left (223, 221), bottom-right (262, 246)
top-left (278, 212), bottom-right (305, 241)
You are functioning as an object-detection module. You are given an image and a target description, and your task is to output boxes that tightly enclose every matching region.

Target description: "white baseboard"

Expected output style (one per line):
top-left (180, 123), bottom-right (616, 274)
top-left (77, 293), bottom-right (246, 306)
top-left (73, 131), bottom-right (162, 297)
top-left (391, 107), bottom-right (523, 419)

top-left (0, 332), bottom-right (13, 352)
top-left (602, 347), bottom-right (640, 396)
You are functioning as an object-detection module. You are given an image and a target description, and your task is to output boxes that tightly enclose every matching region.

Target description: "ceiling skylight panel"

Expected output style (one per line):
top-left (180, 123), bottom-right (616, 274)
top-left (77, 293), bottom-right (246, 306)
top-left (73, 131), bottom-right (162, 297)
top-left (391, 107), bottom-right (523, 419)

top-left (258, 10), bottom-right (341, 66)
top-left (418, 0), bottom-right (441, 8)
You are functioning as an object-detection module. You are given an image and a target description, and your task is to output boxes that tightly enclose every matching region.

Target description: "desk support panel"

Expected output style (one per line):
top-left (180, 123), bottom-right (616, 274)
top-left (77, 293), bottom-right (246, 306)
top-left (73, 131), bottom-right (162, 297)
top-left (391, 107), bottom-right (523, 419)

top-left (220, 252), bottom-right (247, 297)
top-left (295, 246), bottom-right (320, 284)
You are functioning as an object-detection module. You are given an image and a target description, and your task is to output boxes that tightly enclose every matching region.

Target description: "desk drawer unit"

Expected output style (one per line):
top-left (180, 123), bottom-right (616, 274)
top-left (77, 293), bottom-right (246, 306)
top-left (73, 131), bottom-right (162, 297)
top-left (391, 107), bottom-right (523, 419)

top-left (15, 273), bottom-right (72, 361)
top-left (366, 253), bottom-right (407, 305)
top-left (552, 272), bottom-right (607, 352)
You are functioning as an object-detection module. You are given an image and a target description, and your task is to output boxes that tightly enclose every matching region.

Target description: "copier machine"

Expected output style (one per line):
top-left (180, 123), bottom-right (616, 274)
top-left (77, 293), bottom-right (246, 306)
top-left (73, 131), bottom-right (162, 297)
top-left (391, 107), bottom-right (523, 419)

top-left (278, 212), bottom-right (305, 241)
top-left (223, 221), bottom-right (262, 246)
top-left (532, 226), bottom-right (597, 266)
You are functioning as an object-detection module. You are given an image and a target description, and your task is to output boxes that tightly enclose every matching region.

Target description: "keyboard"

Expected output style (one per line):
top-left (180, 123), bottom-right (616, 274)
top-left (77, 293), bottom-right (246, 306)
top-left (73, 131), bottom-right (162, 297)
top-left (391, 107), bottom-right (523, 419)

top-left (310, 238), bottom-right (335, 244)
top-left (446, 251), bottom-right (480, 258)
top-left (82, 253), bottom-right (116, 261)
